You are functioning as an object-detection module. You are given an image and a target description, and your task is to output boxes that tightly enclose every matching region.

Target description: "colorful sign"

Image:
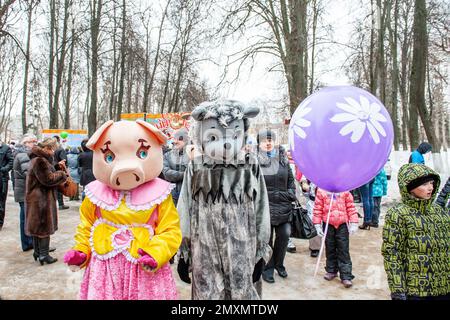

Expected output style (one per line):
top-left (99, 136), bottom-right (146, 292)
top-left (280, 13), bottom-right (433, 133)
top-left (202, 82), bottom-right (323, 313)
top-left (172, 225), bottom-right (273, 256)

top-left (121, 112), bottom-right (191, 141)
top-left (41, 129), bottom-right (88, 149)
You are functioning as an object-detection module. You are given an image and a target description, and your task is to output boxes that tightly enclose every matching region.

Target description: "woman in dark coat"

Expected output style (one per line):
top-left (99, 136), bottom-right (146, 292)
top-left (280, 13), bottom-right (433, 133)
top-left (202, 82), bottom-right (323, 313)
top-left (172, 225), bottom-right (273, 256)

top-left (13, 134), bottom-right (38, 251)
top-left (77, 139), bottom-right (95, 200)
top-left (25, 138), bottom-right (68, 265)
top-left (257, 129), bottom-right (296, 283)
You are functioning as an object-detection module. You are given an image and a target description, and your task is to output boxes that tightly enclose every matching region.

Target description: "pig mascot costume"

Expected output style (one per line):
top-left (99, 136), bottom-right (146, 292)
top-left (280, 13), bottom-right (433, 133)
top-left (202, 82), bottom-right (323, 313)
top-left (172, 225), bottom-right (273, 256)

top-left (64, 120), bottom-right (182, 300)
top-left (177, 100), bottom-right (271, 300)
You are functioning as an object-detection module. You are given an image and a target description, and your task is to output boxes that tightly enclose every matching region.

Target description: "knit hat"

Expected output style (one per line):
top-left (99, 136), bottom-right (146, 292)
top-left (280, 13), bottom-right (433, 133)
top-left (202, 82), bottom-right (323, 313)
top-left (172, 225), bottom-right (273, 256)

top-left (417, 142), bottom-right (432, 154)
top-left (406, 174), bottom-right (436, 193)
top-left (257, 129), bottom-right (276, 144)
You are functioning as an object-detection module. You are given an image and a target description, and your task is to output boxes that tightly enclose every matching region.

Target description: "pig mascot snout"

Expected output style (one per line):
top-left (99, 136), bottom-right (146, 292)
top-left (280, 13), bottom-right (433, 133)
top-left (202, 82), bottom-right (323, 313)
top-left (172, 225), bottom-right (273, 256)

top-left (64, 120), bottom-right (182, 300)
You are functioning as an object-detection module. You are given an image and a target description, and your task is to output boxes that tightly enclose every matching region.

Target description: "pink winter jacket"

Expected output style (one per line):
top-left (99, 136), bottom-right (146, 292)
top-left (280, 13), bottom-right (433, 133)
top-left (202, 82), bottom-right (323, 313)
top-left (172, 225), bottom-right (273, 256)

top-left (312, 189), bottom-right (359, 229)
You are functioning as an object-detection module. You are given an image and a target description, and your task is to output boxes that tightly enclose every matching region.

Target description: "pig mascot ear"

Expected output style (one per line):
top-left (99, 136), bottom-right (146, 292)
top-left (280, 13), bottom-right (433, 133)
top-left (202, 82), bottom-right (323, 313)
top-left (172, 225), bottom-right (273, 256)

top-left (136, 120), bottom-right (168, 145)
top-left (86, 120), bottom-right (114, 150)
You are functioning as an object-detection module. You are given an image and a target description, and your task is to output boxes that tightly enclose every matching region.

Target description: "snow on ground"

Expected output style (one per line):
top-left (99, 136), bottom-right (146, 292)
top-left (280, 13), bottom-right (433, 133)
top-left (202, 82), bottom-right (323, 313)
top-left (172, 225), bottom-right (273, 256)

top-left (0, 151), bottom-right (447, 300)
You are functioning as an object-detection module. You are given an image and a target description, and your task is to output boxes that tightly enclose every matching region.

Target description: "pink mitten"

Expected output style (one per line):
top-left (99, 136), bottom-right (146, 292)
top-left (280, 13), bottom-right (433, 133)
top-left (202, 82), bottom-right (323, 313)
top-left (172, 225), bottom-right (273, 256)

top-left (137, 248), bottom-right (157, 271)
top-left (64, 250), bottom-right (87, 266)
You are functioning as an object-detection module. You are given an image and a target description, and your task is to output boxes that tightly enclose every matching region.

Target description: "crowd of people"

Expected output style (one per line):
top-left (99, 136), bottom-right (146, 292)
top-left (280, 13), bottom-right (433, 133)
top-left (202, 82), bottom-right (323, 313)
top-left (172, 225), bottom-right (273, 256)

top-left (1, 135), bottom-right (95, 265)
top-left (0, 126), bottom-right (449, 300)
top-left (161, 128), bottom-right (449, 297)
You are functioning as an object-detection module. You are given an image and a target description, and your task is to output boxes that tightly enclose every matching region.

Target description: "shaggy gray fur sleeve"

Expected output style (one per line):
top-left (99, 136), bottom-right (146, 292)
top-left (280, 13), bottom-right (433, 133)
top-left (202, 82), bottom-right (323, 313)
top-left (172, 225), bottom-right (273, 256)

top-left (176, 162), bottom-right (193, 261)
top-left (254, 164), bottom-right (272, 262)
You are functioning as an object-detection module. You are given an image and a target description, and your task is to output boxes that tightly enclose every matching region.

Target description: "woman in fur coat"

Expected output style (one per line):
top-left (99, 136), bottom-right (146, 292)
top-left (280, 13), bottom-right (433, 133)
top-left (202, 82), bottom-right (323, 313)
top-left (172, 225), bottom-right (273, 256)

top-left (25, 138), bottom-right (68, 265)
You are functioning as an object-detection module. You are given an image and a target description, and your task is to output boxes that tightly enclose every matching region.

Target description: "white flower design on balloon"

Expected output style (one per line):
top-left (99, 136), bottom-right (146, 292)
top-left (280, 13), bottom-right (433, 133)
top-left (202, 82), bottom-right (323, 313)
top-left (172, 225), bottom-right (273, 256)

top-left (330, 95), bottom-right (387, 144)
top-left (289, 100), bottom-right (312, 151)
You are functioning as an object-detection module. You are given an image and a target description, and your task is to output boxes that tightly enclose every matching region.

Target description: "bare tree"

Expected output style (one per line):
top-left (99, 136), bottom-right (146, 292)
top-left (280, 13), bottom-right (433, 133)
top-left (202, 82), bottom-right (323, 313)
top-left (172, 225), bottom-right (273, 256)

top-left (48, 0), bottom-right (57, 128)
top-left (398, 0), bottom-right (414, 150)
top-left (0, 0), bottom-right (17, 36)
top-left (218, 0), bottom-right (310, 115)
top-left (88, 0), bottom-right (102, 135)
top-left (387, 0), bottom-right (401, 150)
top-left (115, 0), bottom-right (126, 120)
top-left (142, 1), bottom-right (171, 112)
top-left (409, 0), bottom-right (436, 148)
top-left (64, 15), bottom-right (76, 128)
top-left (21, 0), bottom-right (39, 134)
top-left (52, 0), bottom-right (72, 128)
top-left (0, 41), bottom-right (20, 136)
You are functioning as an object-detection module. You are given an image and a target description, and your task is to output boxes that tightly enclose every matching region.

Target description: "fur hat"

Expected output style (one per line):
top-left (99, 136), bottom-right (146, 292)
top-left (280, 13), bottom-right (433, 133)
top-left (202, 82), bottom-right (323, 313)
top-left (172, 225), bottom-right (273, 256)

top-left (257, 129), bottom-right (276, 144)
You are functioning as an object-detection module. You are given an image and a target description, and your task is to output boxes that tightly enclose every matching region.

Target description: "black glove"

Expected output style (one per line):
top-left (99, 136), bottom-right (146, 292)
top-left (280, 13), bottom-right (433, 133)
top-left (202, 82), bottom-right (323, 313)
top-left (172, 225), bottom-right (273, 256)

top-left (391, 292), bottom-right (407, 300)
top-left (252, 258), bottom-right (264, 283)
top-left (177, 257), bottom-right (191, 284)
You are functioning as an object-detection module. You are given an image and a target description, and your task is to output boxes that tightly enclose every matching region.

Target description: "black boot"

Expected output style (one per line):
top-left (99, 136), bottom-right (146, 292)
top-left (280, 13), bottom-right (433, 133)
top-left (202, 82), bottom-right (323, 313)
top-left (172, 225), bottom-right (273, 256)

top-left (32, 237), bottom-right (40, 261)
top-left (359, 222), bottom-right (371, 230)
top-left (38, 237), bottom-right (57, 265)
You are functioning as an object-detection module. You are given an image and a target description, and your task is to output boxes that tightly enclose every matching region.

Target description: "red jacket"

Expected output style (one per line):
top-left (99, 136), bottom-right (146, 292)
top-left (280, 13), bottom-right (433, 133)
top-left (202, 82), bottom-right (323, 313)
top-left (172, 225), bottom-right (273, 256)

top-left (312, 189), bottom-right (358, 229)
top-left (295, 166), bottom-right (302, 181)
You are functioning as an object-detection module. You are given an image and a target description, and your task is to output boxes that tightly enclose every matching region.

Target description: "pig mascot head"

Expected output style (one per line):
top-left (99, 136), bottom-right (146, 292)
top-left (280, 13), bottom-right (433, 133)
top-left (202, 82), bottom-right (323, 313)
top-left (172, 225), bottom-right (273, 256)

top-left (87, 120), bottom-right (167, 190)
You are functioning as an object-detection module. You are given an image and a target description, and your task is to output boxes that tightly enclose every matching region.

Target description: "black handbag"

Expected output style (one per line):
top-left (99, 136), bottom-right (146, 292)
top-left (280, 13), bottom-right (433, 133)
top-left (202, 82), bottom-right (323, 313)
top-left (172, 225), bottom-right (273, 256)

top-left (290, 200), bottom-right (317, 239)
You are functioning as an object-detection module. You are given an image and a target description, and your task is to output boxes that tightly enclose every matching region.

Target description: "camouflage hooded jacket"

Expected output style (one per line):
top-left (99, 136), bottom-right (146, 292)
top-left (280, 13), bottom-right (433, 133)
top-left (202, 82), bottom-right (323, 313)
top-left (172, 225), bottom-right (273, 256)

top-left (381, 164), bottom-right (449, 297)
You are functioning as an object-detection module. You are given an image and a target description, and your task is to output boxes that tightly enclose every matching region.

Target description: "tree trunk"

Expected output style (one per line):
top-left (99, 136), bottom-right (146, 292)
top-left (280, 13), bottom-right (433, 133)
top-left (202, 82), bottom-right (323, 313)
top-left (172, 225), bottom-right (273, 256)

top-left (108, 2), bottom-right (118, 121)
top-left (83, 44), bottom-right (90, 130)
top-left (388, 0), bottom-right (400, 150)
top-left (48, 0), bottom-right (56, 128)
top-left (53, 0), bottom-right (70, 129)
top-left (64, 22), bottom-right (75, 129)
top-left (142, 19), bottom-right (150, 113)
top-left (399, 2), bottom-right (413, 150)
top-left (143, 0), bottom-right (170, 113)
top-left (126, 50), bottom-right (133, 114)
top-left (21, 1), bottom-right (34, 134)
top-left (369, 0), bottom-right (377, 95)
top-left (309, 0), bottom-right (318, 95)
top-left (170, 26), bottom-right (191, 113)
top-left (88, 0), bottom-right (102, 135)
top-left (409, 0), bottom-right (441, 163)
top-left (287, 0), bottom-right (308, 115)
top-left (376, 0), bottom-right (388, 104)
top-left (116, 0), bottom-right (126, 121)
top-left (161, 30), bottom-right (179, 114)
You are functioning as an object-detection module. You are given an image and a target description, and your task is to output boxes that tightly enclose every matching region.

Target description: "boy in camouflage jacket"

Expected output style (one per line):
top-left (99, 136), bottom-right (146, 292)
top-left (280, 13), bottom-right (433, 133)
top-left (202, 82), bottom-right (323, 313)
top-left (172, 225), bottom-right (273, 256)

top-left (382, 163), bottom-right (449, 300)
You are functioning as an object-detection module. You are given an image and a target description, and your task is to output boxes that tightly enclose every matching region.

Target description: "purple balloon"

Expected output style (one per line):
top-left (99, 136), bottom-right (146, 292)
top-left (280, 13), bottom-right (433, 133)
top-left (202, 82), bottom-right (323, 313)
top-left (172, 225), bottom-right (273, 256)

top-left (289, 86), bottom-right (393, 193)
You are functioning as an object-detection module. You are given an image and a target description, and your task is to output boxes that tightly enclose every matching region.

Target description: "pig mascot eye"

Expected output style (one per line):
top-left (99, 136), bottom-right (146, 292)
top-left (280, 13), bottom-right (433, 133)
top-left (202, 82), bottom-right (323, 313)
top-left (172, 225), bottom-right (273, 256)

top-left (137, 147), bottom-right (148, 159)
top-left (104, 151), bottom-right (115, 163)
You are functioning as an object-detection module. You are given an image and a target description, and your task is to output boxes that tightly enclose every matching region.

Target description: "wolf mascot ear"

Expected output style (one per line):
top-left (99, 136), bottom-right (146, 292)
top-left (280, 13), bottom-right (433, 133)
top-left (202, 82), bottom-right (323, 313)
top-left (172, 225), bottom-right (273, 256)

top-left (243, 106), bottom-right (260, 119)
top-left (191, 106), bottom-right (208, 121)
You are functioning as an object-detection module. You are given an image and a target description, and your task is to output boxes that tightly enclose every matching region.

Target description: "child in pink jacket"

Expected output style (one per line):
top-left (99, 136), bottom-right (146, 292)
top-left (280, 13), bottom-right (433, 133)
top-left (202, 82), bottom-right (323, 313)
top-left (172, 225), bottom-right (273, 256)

top-left (313, 188), bottom-right (359, 288)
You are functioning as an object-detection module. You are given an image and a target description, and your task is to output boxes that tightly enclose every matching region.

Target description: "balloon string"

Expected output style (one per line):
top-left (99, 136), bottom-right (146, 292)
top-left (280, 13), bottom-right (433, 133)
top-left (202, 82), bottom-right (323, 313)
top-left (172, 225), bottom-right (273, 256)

top-left (314, 192), bottom-right (334, 278)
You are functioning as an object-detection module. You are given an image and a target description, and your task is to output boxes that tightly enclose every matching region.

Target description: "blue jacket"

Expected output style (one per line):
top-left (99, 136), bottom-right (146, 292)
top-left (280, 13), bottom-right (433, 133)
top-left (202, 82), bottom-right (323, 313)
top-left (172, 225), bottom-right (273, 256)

top-left (410, 150), bottom-right (424, 164)
top-left (67, 147), bottom-right (80, 184)
top-left (409, 142), bottom-right (432, 164)
top-left (372, 169), bottom-right (387, 197)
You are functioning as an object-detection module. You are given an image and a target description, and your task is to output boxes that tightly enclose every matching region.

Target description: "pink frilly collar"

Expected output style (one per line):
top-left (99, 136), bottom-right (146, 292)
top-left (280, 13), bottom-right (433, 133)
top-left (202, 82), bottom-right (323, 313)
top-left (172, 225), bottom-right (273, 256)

top-left (85, 178), bottom-right (175, 211)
